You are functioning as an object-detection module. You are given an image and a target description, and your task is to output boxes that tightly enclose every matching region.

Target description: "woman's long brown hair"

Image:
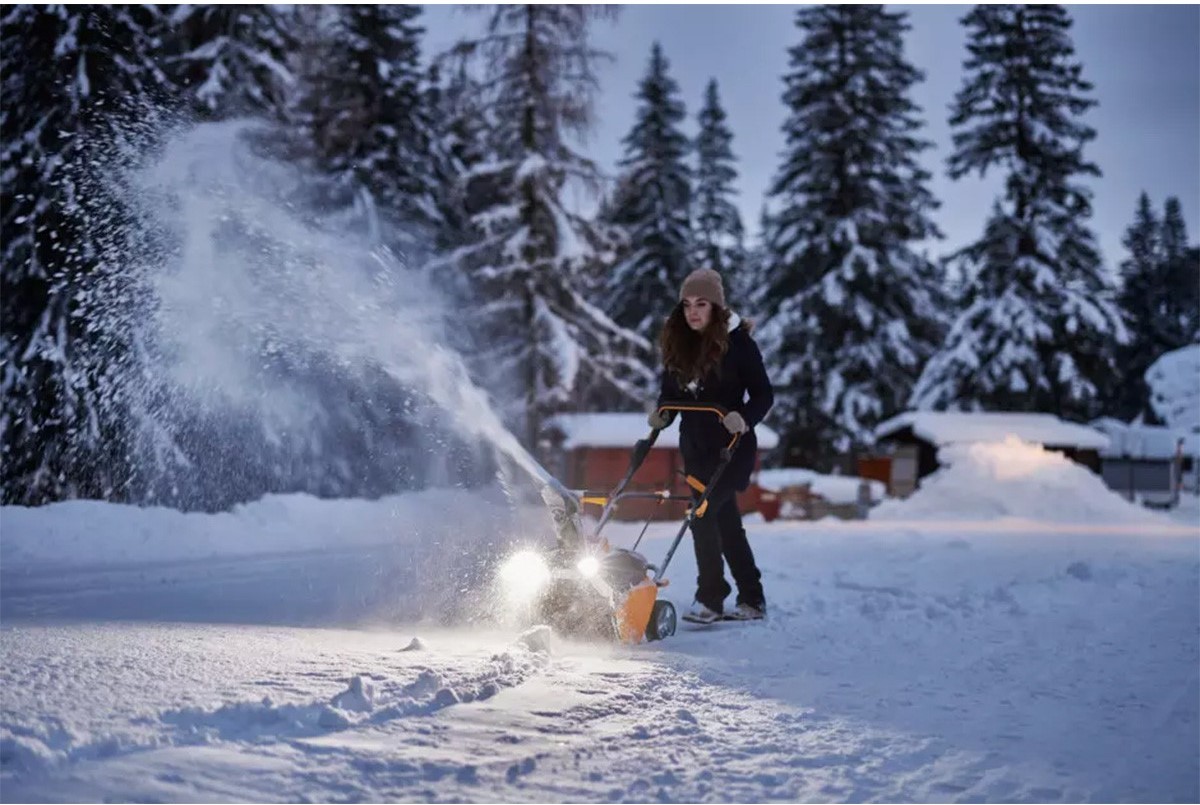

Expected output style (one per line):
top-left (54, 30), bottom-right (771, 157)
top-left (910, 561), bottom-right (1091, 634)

top-left (659, 303), bottom-right (732, 386)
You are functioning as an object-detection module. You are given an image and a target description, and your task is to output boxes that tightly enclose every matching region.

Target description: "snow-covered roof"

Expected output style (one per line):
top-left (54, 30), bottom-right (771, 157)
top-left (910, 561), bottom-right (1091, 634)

top-left (875, 411), bottom-right (1110, 451)
top-left (1090, 418), bottom-right (1200, 460)
top-left (548, 413), bottom-right (779, 450)
top-left (757, 468), bottom-right (885, 504)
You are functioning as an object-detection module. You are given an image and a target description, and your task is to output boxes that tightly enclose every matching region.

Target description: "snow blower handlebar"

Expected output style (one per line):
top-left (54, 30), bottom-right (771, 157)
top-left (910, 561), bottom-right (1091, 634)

top-left (651, 404), bottom-right (743, 582)
top-left (580, 403), bottom-right (743, 582)
top-left (588, 402), bottom-right (737, 534)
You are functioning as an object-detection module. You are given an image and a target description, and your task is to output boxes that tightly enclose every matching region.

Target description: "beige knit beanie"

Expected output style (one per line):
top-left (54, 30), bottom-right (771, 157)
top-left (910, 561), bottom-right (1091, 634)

top-left (679, 267), bottom-right (726, 308)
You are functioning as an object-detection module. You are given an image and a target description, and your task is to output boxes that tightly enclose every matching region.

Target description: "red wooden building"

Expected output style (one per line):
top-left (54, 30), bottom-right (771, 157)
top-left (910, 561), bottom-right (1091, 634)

top-left (546, 413), bottom-right (781, 521)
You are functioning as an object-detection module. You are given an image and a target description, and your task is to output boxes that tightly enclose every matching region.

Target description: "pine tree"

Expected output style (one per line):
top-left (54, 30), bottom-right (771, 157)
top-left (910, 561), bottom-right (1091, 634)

top-left (604, 42), bottom-right (692, 341)
top-left (693, 79), bottom-right (745, 281)
top-left (1, 5), bottom-right (174, 504)
top-left (1160, 198), bottom-right (1200, 345)
top-left (913, 5), bottom-right (1126, 421)
top-left (426, 60), bottom-right (489, 262)
top-left (759, 5), bottom-right (946, 468)
top-left (164, 6), bottom-right (298, 120)
top-left (294, 5), bottom-right (438, 260)
top-left (445, 6), bottom-right (654, 448)
top-left (1112, 193), bottom-right (1163, 420)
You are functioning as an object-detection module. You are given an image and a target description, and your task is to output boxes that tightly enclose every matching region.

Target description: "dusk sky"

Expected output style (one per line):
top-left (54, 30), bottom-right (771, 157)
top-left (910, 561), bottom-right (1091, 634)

top-left (422, 4), bottom-right (1200, 274)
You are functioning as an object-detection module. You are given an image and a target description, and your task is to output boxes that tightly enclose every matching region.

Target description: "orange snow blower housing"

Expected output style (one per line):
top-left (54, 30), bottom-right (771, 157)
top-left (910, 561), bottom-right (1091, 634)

top-left (541, 403), bottom-right (742, 644)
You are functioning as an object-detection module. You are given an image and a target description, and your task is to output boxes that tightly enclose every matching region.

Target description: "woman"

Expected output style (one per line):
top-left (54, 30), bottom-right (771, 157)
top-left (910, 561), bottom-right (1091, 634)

top-left (649, 267), bottom-right (774, 624)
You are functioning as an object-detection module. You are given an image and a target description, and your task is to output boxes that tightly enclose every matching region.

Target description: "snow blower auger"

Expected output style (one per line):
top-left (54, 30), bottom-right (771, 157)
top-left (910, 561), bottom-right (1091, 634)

top-left (500, 403), bottom-right (742, 645)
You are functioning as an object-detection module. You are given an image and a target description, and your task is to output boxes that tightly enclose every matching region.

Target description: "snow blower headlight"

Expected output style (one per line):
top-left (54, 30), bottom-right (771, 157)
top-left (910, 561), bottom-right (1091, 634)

top-left (498, 550), bottom-right (551, 603)
top-left (576, 555), bottom-right (601, 578)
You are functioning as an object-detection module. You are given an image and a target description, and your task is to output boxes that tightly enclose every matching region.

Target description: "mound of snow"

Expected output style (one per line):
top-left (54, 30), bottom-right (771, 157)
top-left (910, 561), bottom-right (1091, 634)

top-left (872, 436), bottom-right (1167, 525)
top-left (1146, 344), bottom-right (1200, 431)
top-left (331, 676), bottom-right (375, 713)
top-left (0, 488), bottom-right (518, 570)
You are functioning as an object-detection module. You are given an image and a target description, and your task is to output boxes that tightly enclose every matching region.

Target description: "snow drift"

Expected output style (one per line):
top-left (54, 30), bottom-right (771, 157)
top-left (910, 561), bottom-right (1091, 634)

top-left (872, 436), bottom-right (1168, 524)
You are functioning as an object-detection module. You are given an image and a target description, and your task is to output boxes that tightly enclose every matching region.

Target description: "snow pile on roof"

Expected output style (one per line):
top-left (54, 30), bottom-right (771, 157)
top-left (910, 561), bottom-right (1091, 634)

top-left (876, 411), bottom-right (1109, 450)
top-left (548, 413), bottom-right (780, 450)
top-left (871, 436), bottom-right (1165, 525)
top-left (1145, 344), bottom-right (1200, 431)
top-left (1091, 418), bottom-right (1200, 460)
top-left (757, 468), bottom-right (885, 504)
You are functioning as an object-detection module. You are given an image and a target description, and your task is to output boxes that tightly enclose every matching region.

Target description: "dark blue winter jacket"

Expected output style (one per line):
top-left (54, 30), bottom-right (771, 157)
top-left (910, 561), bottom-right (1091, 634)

top-left (657, 314), bottom-right (774, 494)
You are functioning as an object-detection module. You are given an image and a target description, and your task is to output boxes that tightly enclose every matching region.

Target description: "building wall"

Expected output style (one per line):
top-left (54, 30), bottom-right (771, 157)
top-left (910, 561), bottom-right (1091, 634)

top-left (567, 446), bottom-right (766, 521)
top-left (1101, 459), bottom-right (1174, 496)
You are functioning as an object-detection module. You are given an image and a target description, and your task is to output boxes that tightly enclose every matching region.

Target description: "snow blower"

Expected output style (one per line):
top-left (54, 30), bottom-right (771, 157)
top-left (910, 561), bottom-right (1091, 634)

top-left (498, 403), bottom-right (742, 644)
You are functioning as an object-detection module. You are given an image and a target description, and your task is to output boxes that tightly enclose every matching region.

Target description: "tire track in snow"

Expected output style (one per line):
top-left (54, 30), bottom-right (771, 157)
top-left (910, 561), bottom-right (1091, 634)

top-left (159, 627), bottom-right (553, 742)
top-left (0, 625), bottom-right (554, 790)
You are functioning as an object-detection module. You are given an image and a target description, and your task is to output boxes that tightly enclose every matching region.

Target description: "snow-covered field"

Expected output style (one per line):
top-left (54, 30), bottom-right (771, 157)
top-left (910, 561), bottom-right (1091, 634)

top-left (2, 473), bottom-right (1198, 802)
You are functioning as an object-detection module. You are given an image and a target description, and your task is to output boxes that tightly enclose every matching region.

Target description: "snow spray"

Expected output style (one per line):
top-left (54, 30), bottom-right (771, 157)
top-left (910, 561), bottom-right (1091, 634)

top-left (106, 120), bottom-right (560, 508)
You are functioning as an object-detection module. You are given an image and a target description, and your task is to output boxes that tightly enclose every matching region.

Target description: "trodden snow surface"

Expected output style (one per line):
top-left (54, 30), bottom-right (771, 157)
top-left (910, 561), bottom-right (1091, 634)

top-left (1, 487), bottom-right (1198, 802)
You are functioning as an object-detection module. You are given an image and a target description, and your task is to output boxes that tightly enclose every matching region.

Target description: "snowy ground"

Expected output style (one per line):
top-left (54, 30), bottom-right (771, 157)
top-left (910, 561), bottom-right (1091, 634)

top-left (2, 489), bottom-right (1198, 802)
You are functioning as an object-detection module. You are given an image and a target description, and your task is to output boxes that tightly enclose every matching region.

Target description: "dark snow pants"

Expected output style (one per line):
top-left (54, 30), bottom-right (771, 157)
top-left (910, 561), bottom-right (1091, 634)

top-left (689, 487), bottom-right (765, 614)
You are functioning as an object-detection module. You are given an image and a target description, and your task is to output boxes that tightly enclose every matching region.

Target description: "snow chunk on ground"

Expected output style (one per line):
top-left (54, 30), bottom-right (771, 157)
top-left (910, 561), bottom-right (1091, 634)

top-left (330, 676), bottom-right (375, 713)
top-left (872, 436), bottom-right (1168, 525)
top-left (516, 625), bottom-right (553, 655)
top-left (400, 637), bottom-right (426, 652)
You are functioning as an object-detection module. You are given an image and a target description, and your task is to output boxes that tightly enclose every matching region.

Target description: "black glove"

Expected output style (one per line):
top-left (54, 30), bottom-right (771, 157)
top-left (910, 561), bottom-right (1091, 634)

top-left (647, 408), bottom-right (675, 430)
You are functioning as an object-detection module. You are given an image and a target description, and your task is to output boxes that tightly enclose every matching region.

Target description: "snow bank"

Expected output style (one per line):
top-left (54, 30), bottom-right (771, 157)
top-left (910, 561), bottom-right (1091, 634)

top-left (757, 467), bottom-right (885, 504)
top-left (872, 436), bottom-right (1168, 525)
top-left (1146, 344), bottom-right (1200, 431)
top-left (0, 488), bottom-right (524, 570)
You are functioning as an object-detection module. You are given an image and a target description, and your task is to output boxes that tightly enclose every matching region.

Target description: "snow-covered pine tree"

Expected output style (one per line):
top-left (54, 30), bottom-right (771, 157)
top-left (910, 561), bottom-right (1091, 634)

top-left (444, 5), bottom-right (654, 448)
top-left (164, 6), bottom-right (298, 120)
top-left (693, 78), bottom-right (745, 281)
top-left (1, 5), bottom-right (174, 504)
top-left (912, 4), bottom-right (1126, 421)
top-left (425, 60), bottom-right (490, 268)
top-left (1160, 198), bottom-right (1200, 344)
top-left (292, 5), bottom-right (439, 260)
top-left (759, 5), bottom-right (946, 469)
top-left (604, 42), bottom-right (693, 341)
top-left (1111, 193), bottom-right (1164, 420)
top-left (735, 205), bottom-right (776, 324)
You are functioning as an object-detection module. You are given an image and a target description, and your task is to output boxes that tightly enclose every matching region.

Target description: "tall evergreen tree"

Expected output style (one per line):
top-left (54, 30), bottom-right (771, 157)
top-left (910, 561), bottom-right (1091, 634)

top-left (445, 6), bottom-right (654, 448)
top-left (1, 5), bottom-right (174, 504)
top-left (1112, 193), bottom-right (1163, 420)
top-left (426, 60), bottom-right (488, 260)
top-left (913, 4), bottom-right (1126, 421)
top-left (164, 6), bottom-right (298, 120)
top-left (760, 5), bottom-right (946, 468)
top-left (693, 78), bottom-right (745, 279)
top-left (1159, 198), bottom-right (1200, 344)
top-left (294, 5), bottom-right (438, 259)
top-left (604, 42), bottom-right (692, 340)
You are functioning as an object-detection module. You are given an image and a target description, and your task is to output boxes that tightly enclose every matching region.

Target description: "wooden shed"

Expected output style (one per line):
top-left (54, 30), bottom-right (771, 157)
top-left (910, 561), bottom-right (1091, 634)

top-left (1090, 418), bottom-right (1199, 504)
top-left (873, 411), bottom-right (1110, 497)
top-left (545, 413), bottom-right (781, 521)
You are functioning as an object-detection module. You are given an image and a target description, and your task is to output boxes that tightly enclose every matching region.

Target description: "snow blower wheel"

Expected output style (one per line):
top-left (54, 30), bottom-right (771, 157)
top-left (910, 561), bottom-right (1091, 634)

top-left (645, 599), bottom-right (677, 641)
